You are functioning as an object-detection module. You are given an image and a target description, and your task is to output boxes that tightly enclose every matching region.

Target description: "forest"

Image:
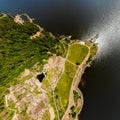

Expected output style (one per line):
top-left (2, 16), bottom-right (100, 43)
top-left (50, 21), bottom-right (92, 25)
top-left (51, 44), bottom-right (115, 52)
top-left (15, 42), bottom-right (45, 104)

top-left (0, 14), bottom-right (70, 112)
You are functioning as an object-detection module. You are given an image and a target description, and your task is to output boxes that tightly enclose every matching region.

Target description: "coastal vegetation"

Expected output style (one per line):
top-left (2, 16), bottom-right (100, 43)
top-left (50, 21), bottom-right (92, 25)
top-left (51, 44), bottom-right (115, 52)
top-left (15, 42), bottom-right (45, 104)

top-left (90, 45), bottom-right (98, 58)
top-left (73, 90), bottom-right (81, 104)
top-left (0, 13), bottom-right (98, 120)
top-left (87, 44), bottom-right (98, 63)
top-left (0, 14), bottom-right (69, 119)
top-left (54, 44), bottom-right (89, 118)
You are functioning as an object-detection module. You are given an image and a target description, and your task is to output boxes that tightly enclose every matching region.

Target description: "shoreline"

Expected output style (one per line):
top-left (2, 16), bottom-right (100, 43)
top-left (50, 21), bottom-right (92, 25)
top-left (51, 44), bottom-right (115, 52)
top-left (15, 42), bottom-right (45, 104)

top-left (75, 63), bottom-right (92, 120)
top-left (74, 45), bottom-right (98, 120)
top-left (0, 13), bottom-right (98, 120)
top-left (62, 41), bottom-right (98, 120)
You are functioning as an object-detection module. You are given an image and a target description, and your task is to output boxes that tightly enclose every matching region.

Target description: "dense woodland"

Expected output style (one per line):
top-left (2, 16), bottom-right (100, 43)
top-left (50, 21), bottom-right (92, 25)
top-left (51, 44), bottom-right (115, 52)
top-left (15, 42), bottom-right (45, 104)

top-left (0, 14), bottom-right (70, 113)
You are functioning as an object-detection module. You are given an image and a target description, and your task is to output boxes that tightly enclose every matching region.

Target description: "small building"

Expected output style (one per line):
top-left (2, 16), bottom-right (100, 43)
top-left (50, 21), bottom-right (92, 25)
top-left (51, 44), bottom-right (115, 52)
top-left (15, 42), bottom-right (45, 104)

top-left (79, 41), bottom-right (85, 45)
top-left (14, 14), bottom-right (24, 24)
top-left (91, 34), bottom-right (99, 43)
top-left (91, 38), bottom-right (96, 43)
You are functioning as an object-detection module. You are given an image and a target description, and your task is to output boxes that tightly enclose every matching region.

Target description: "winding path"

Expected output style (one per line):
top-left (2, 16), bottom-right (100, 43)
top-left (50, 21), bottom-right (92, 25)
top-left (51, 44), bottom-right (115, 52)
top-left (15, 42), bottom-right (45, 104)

top-left (62, 43), bottom-right (91, 120)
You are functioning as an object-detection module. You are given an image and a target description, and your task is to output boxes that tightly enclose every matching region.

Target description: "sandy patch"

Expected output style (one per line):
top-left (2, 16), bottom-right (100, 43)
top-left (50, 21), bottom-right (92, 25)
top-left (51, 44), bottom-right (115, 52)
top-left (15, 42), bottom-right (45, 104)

top-left (49, 107), bottom-right (55, 120)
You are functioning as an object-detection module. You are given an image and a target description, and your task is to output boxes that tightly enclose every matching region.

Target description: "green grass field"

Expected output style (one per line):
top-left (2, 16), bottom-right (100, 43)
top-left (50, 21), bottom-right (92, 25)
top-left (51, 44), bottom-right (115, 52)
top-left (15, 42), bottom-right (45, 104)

top-left (55, 61), bottom-right (78, 116)
top-left (67, 44), bottom-right (89, 65)
top-left (54, 43), bottom-right (89, 118)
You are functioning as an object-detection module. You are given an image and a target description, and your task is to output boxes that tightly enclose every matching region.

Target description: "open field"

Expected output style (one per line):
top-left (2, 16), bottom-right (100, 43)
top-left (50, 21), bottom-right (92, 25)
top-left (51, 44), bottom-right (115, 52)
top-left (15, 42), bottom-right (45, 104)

top-left (55, 61), bottom-right (78, 112)
top-left (54, 43), bottom-right (89, 118)
top-left (67, 44), bottom-right (89, 65)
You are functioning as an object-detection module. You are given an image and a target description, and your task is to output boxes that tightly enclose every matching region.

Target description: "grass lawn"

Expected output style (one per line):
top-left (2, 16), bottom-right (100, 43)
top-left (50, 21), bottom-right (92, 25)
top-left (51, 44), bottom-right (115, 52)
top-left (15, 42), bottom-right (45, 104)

top-left (55, 61), bottom-right (78, 114)
top-left (53, 43), bottom-right (89, 118)
top-left (67, 44), bottom-right (89, 65)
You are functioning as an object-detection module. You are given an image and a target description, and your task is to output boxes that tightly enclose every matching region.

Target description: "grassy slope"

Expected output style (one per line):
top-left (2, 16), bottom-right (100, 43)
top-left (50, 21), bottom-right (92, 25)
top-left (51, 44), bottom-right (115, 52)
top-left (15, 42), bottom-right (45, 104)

top-left (54, 44), bottom-right (89, 118)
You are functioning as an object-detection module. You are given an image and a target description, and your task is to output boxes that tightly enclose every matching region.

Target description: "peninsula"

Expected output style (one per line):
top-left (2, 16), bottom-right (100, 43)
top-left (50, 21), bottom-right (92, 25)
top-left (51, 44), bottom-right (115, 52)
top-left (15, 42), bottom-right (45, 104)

top-left (0, 13), bottom-right (98, 120)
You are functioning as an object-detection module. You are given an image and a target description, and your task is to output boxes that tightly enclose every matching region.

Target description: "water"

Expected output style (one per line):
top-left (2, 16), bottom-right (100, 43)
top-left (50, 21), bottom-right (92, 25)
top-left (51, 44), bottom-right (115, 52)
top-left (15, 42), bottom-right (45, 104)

top-left (0, 0), bottom-right (120, 120)
top-left (0, 0), bottom-right (114, 38)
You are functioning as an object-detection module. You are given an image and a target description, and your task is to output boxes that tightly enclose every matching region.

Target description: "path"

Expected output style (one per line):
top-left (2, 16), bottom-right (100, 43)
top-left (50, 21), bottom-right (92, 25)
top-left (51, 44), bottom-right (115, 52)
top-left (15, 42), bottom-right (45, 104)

top-left (62, 44), bottom-right (91, 120)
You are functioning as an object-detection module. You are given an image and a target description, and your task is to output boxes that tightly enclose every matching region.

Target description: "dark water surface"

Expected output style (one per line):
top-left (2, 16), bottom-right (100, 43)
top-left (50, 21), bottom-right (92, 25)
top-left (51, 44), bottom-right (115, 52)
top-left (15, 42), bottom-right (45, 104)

top-left (0, 0), bottom-right (120, 120)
